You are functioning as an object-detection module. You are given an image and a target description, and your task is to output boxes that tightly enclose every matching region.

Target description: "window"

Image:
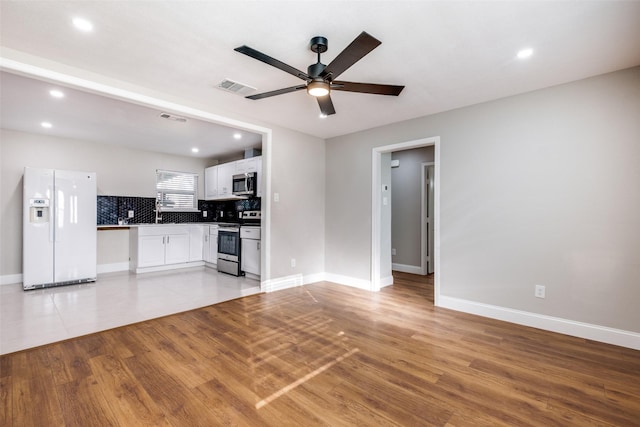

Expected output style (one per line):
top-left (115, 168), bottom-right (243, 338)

top-left (156, 169), bottom-right (198, 212)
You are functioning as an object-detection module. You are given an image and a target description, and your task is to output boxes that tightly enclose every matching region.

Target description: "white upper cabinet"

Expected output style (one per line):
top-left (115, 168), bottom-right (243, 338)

top-left (204, 166), bottom-right (218, 199)
top-left (216, 162), bottom-right (236, 197)
top-left (204, 156), bottom-right (262, 200)
top-left (236, 157), bottom-right (260, 173)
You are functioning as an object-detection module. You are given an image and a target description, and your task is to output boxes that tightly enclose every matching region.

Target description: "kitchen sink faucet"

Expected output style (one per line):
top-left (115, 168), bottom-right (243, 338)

top-left (155, 199), bottom-right (162, 224)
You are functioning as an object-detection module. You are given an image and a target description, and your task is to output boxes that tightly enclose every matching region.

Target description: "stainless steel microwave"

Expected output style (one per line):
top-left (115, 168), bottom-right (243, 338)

top-left (232, 172), bottom-right (257, 197)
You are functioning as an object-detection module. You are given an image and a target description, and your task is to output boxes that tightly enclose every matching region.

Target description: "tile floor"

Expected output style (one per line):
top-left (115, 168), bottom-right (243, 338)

top-left (0, 267), bottom-right (261, 355)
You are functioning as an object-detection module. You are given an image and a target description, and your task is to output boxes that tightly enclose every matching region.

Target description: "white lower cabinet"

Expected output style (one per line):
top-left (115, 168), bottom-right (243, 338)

top-left (204, 225), bottom-right (218, 267)
top-left (240, 226), bottom-right (261, 278)
top-left (137, 235), bottom-right (167, 267)
top-left (189, 225), bottom-right (204, 262)
top-left (130, 225), bottom-right (199, 273)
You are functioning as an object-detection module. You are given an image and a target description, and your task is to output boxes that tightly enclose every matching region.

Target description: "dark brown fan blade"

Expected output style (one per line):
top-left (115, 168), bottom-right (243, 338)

top-left (246, 85), bottom-right (306, 100)
top-left (331, 81), bottom-right (404, 96)
top-left (321, 32), bottom-right (381, 80)
top-left (235, 45), bottom-right (309, 80)
top-left (317, 95), bottom-right (336, 116)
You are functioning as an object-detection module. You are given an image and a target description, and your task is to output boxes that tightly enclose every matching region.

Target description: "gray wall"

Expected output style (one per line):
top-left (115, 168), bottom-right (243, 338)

top-left (326, 66), bottom-right (640, 333)
top-left (269, 126), bottom-right (325, 279)
top-left (391, 147), bottom-right (435, 267)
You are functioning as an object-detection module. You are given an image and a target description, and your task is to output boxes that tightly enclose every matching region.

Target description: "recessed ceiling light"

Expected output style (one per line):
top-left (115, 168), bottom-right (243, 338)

top-left (49, 90), bottom-right (65, 98)
top-left (72, 17), bottom-right (94, 32)
top-left (41, 122), bottom-right (52, 128)
top-left (233, 133), bottom-right (242, 140)
top-left (191, 148), bottom-right (199, 153)
top-left (517, 48), bottom-right (534, 59)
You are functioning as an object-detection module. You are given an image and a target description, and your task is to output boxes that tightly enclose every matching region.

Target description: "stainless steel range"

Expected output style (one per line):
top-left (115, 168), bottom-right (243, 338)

top-left (217, 224), bottom-right (241, 276)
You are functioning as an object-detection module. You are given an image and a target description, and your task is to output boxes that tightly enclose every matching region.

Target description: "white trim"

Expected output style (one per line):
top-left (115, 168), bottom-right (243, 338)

top-left (97, 262), bottom-right (130, 275)
top-left (0, 274), bottom-right (22, 286)
top-left (392, 263), bottom-right (422, 275)
top-left (262, 274), bottom-right (304, 293)
top-left (380, 275), bottom-right (394, 288)
top-left (372, 137), bottom-right (441, 300)
top-left (132, 261), bottom-right (204, 275)
top-left (324, 273), bottom-right (373, 291)
top-left (421, 161), bottom-right (435, 275)
top-left (439, 296), bottom-right (640, 350)
top-left (371, 152), bottom-right (382, 291)
top-left (433, 141), bottom-right (441, 306)
top-left (302, 272), bottom-right (326, 285)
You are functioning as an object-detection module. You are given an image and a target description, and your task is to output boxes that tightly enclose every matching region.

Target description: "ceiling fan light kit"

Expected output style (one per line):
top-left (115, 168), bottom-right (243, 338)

top-left (234, 31), bottom-right (404, 116)
top-left (307, 80), bottom-right (330, 97)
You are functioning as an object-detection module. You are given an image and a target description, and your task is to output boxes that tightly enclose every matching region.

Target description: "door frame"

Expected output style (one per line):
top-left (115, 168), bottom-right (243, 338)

top-left (371, 136), bottom-right (440, 304)
top-left (421, 162), bottom-right (435, 275)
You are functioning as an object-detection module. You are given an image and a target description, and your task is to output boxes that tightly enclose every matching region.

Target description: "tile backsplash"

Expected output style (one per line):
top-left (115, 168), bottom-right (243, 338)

top-left (97, 195), bottom-right (260, 225)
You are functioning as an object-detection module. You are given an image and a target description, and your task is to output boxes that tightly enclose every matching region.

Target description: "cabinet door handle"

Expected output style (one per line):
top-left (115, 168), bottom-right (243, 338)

top-left (167, 235), bottom-right (170, 244)
top-left (257, 241), bottom-right (260, 251)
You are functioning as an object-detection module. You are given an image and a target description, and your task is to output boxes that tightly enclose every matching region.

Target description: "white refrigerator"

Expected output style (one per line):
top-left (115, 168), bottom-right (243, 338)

top-left (23, 167), bottom-right (97, 290)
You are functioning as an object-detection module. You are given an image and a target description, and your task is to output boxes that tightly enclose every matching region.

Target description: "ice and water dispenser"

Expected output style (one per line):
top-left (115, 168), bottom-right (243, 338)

top-left (29, 198), bottom-right (50, 223)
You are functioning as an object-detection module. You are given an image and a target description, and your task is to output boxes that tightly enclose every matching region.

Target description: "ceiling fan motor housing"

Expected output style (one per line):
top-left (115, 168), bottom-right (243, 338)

top-left (308, 62), bottom-right (326, 79)
top-left (308, 36), bottom-right (329, 78)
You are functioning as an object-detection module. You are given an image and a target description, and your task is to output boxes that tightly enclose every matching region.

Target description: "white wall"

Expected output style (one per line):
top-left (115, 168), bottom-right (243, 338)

top-left (391, 147), bottom-right (434, 268)
top-left (0, 129), bottom-right (212, 277)
top-left (326, 66), bottom-right (640, 334)
top-left (1, 125), bottom-right (327, 285)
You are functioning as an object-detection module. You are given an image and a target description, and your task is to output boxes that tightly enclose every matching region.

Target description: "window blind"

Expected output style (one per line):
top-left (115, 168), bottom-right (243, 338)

top-left (156, 169), bottom-right (198, 211)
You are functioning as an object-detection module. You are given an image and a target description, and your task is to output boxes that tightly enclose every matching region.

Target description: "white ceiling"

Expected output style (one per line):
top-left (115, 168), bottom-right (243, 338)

top-left (1, 1), bottom-right (639, 146)
top-left (0, 71), bottom-right (263, 159)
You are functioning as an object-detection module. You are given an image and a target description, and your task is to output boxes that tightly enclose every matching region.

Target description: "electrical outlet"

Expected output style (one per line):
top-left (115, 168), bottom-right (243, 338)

top-left (392, 248), bottom-right (396, 256)
top-left (202, 211), bottom-right (207, 217)
top-left (274, 192), bottom-right (280, 202)
top-left (291, 258), bottom-right (296, 268)
top-left (128, 210), bottom-right (134, 218)
top-left (535, 285), bottom-right (546, 299)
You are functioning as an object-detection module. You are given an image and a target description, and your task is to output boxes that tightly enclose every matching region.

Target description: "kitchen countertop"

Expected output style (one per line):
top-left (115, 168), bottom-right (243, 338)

top-left (97, 222), bottom-right (246, 230)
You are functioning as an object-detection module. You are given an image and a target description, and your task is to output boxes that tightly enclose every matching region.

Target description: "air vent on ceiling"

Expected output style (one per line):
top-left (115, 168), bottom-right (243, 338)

top-left (216, 78), bottom-right (256, 96)
top-left (159, 112), bottom-right (187, 122)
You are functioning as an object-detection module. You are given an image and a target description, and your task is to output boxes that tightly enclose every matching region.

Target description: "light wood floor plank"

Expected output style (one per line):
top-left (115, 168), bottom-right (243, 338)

top-left (2, 271), bottom-right (639, 426)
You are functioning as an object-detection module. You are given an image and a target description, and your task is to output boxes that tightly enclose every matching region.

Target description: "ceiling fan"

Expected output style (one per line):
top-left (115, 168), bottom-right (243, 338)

top-left (234, 31), bottom-right (404, 116)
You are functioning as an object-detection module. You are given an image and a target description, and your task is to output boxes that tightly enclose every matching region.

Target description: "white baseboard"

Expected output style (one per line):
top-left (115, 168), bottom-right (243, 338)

top-left (380, 275), bottom-right (394, 288)
top-left (323, 273), bottom-right (372, 291)
top-left (392, 263), bottom-right (422, 274)
top-left (262, 274), bottom-right (304, 292)
top-left (438, 295), bottom-right (640, 351)
top-left (133, 261), bottom-right (205, 274)
top-left (97, 262), bottom-right (130, 275)
top-left (0, 274), bottom-right (22, 286)
top-left (302, 272), bottom-right (327, 285)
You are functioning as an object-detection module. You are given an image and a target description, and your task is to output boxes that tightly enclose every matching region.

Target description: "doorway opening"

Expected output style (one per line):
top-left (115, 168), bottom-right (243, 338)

top-left (371, 137), bottom-right (440, 305)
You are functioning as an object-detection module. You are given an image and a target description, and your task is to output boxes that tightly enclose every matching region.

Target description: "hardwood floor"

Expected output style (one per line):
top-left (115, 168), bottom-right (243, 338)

top-left (1, 272), bottom-right (639, 426)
